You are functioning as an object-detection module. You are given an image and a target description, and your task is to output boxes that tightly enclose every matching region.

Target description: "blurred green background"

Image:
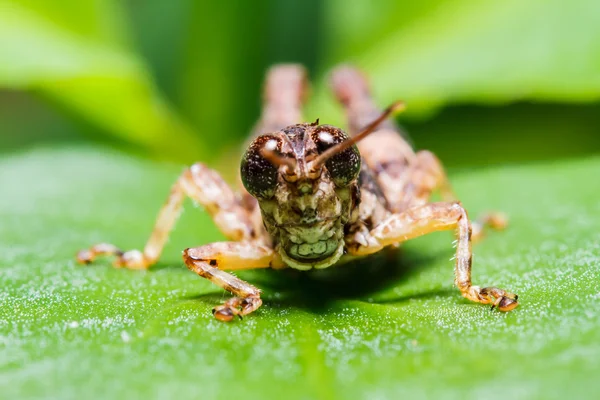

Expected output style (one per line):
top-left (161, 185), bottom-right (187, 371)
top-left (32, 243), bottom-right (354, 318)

top-left (1, 0), bottom-right (599, 168)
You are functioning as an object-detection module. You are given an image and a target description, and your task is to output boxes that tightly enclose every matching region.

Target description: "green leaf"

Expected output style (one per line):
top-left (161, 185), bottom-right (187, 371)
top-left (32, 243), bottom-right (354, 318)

top-left (311, 0), bottom-right (600, 120)
top-left (0, 0), bottom-right (203, 161)
top-left (1, 147), bottom-right (599, 399)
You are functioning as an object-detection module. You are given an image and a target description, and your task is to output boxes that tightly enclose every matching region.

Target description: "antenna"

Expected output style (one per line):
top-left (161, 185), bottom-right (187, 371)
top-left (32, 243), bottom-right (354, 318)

top-left (311, 101), bottom-right (406, 168)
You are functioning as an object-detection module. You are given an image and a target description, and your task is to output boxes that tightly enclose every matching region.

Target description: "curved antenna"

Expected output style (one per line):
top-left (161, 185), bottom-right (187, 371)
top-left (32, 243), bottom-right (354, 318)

top-left (311, 101), bottom-right (406, 168)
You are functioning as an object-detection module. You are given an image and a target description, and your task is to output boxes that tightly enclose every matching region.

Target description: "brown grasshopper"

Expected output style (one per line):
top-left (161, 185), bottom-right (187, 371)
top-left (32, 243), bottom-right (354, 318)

top-left (77, 64), bottom-right (518, 321)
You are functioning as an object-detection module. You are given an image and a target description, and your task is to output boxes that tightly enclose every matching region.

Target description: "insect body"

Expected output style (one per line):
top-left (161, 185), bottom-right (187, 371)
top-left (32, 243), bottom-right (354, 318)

top-left (77, 65), bottom-right (518, 321)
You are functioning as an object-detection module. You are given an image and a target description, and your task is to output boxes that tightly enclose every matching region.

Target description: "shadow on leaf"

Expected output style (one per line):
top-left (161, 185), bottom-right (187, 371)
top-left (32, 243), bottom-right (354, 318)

top-left (181, 248), bottom-right (454, 315)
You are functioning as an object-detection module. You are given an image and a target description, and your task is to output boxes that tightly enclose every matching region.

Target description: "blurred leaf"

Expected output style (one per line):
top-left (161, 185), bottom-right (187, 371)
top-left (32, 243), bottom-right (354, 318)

top-left (176, 2), bottom-right (270, 152)
top-left (1, 146), bottom-right (600, 398)
top-left (124, 0), bottom-right (193, 104)
top-left (172, 1), bottom-right (322, 152)
top-left (311, 0), bottom-right (600, 120)
top-left (406, 102), bottom-right (600, 168)
top-left (0, 0), bottom-right (203, 161)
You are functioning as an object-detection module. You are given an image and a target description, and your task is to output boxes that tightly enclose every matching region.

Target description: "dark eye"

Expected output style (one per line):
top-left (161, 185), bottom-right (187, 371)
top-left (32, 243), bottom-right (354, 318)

top-left (240, 135), bottom-right (281, 198)
top-left (312, 125), bottom-right (361, 186)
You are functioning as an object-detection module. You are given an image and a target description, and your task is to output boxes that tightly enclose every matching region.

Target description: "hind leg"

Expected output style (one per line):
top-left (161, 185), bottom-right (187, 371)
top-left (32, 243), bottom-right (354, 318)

top-left (251, 64), bottom-right (308, 137)
top-left (330, 65), bottom-right (506, 240)
top-left (330, 65), bottom-right (417, 210)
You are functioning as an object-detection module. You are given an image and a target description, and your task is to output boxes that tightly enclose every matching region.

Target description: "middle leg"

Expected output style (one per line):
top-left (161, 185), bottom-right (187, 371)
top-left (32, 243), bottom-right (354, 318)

top-left (77, 163), bottom-right (265, 269)
top-left (393, 150), bottom-right (507, 240)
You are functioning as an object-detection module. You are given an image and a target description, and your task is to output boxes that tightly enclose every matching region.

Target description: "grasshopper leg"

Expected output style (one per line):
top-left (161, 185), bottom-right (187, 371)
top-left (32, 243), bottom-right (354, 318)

top-left (331, 65), bottom-right (506, 240)
top-left (77, 163), bottom-right (265, 269)
top-left (78, 65), bottom-right (309, 270)
top-left (183, 242), bottom-right (282, 321)
top-left (252, 64), bottom-right (307, 136)
top-left (471, 212), bottom-right (509, 242)
top-left (347, 202), bottom-right (518, 312)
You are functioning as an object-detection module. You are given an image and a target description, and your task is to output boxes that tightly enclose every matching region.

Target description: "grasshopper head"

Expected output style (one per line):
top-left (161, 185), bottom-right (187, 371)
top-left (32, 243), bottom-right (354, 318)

top-left (240, 122), bottom-right (360, 270)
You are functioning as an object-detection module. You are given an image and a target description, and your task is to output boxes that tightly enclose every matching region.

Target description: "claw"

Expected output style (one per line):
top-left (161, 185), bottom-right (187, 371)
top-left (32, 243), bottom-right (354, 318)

top-left (496, 296), bottom-right (519, 312)
top-left (489, 292), bottom-right (519, 312)
top-left (464, 286), bottom-right (519, 312)
top-left (76, 250), bottom-right (94, 264)
top-left (212, 306), bottom-right (237, 322)
top-left (211, 296), bottom-right (261, 322)
top-left (241, 297), bottom-right (262, 315)
top-left (113, 250), bottom-right (147, 269)
top-left (75, 243), bottom-right (142, 267)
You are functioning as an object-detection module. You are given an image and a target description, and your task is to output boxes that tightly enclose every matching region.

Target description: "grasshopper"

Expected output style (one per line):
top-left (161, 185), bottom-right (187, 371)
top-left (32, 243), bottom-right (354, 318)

top-left (77, 64), bottom-right (518, 321)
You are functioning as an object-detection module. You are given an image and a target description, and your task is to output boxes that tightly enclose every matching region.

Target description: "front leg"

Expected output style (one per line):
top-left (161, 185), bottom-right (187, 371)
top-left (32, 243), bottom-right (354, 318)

top-left (77, 163), bottom-right (264, 269)
top-left (347, 202), bottom-right (518, 312)
top-left (183, 242), bottom-right (283, 321)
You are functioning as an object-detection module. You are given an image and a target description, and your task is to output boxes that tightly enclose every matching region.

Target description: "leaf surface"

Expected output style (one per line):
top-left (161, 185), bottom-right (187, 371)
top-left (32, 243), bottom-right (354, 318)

top-left (1, 148), bottom-right (599, 399)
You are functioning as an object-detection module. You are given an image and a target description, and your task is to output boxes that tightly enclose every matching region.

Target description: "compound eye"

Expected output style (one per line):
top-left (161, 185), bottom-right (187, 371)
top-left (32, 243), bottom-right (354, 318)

top-left (312, 125), bottom-right (361, 186)
top-left (240, 135), bottom-right (282, 198)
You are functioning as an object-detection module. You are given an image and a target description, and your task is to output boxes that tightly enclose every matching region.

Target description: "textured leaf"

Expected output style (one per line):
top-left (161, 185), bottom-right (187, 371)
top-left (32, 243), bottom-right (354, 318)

top-left (1, 147), bottom-right (599, 399)
top-left (0, 0), bottom-right (203, 161)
